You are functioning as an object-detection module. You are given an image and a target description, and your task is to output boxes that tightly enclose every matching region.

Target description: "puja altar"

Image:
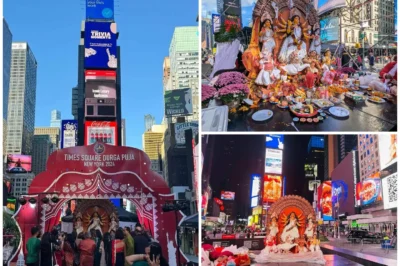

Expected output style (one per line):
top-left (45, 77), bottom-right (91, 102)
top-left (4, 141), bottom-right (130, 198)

top-left (202, 0), bottom-right (397, 132)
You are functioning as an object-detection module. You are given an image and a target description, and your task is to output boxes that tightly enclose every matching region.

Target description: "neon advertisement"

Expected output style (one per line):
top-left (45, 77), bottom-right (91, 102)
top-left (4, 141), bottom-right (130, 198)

top-left (359, 178), bottom-right (382, 206)
top-left (262, 174), bottom-right (282, 203)
top-left (321, 181), bottom-right (334, 221)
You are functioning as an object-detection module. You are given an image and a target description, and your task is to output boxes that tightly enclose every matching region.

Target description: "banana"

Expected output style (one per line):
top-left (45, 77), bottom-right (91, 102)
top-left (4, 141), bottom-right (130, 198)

top-left (308, 104), bottom-right (314, 114)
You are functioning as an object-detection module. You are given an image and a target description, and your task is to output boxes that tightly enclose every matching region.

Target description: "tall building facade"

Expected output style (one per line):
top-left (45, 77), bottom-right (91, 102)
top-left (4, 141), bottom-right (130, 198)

top-left (121, 119), bottom-right (126, 146)
top-left (34, 127), bottom-right (60, 152)
top-left (324, 135), bottom-right (339, 180)
top-left (169, 27), bottom-right (199, 121)
top-left (373, 0), bottom-right (396, 44)
top-left (357, 134), bottom-right (380, 181)
top-left (50, 110), bottom-right (61, 128)
top-left (144, 114), bottom-right (155, 132)
top-left (142, 125), bottom-right (165, 173)
top-left (5, 173), bottom-right (35, 197)
top-left (32, 135), bottom-right (52, 175)
top-left (338, 135), bottom-right (357, 163)
top-left (6, 42), bottom-right (37, 155)
top-left (3, 19), bottom-right (13, 121)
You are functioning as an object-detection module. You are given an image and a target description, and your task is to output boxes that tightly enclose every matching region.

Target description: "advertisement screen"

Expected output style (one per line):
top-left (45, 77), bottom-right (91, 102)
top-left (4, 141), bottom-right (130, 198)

top-left (251, 174), bottom-right (261, 197)
top-left (224, 15), bottom-right (241, 31)
top-left (265, 148), bottom-right (283, 174)
top-left (266, 135), bottom-right (284, 149)
top-left (61, 120), bottom-right (78, 149)
top-left (212, 14), bottom-right (221, 33)
top-left (174, 122), bottom-right (199, 145)
top-left (263, 174), bottom-right (282, 203)
top-left (378, 135), bottom-right (397, 170)
top-left (318, 0), bottom-right (346, 15)
top-left (320, 181), bottom-right (334, 221)
top-left (86, 0), bottom-right (114, 20)
top-left (164, 88), bottom-right (193, 117)
top-left (223, 0), bottom-right (242, 16)
top-left (6, 198), bottom-right (16, 214)
top-left (84, 121), bottom-right (117, 146)
top-left (84, 22), bottom-right (117, 69)
top-left (214, 197), bottom-right (223, 205)
top-left (251, 197), bottom-right (258, 208)
top-left (358, 178), bottom-right (382, 206)
top-left (85, 70), bottom-right (117, 99)
top-left (382, 173), bottom-right (397, 210)
top-left (6, 154), bottom-right (32, 173)
top-left (320, 17), bottom-right (339, 43)
top-left (331, 180), bottom-right (348, 207)
top-left (305, 164), bottom-right (318, 179)
top-left (221, 191), bottom-right (235, 200)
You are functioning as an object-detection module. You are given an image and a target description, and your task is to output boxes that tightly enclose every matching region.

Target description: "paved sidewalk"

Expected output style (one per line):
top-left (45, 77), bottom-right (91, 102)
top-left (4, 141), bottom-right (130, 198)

top-left (322, 237), bottom-right (397, 261)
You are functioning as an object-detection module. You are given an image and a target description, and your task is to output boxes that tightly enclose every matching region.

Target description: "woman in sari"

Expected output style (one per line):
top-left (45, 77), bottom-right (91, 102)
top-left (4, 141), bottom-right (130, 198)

top-left (103, 232), bottom-right (112, 266)
top-left (63, 234), bottom-right (76, 266)
top-left (112, 228), bottom-right (125, 266)
top-left (124, 227), bottom-right (135, 266)
top-left (79, 232), bottom-right (96, 265)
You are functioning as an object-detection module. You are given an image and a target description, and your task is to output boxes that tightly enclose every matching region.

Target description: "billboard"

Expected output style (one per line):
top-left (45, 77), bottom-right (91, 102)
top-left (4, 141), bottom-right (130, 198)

top-left (320, 17), bottom-right (339, 43)
top-left (61, 120), bottom-right (78, 149)
top-left (86, 0), bottom-right (114, 20)
top-left (251, 197), bottom-right (258, 208)
top-left (221, 191), bottom-right (235, 200)
top-left (223, 0), bottom-right (242, 16)
top-left (224, 15), bottom-right (241, 31)
top-left (262, 174), bottom-right (282, 203)
top-left (382, 173), bottom-right (397, 210)
top-left (85, 70), bottom-right (116, 99)
top-left (266, 135), bottom-right (284, 149)
top-left (265, 148), bottom-right (283, 174)
top-left (305, 164), bottom-right (318, 179)
top-left (174, 122), bottom-right (199, 145)
top-left (317, 0), bottom-right (346, 15)
top-left (84, 22), bottom-right (117, 69)
top-left (331, 180), bottom-right (348, 207)
top-left (6, 154), bottom-right (32, 173)
top-left (251, 174), bottom-right (261, 197)
top-left (378, 135), bottom-right (397, 170)
top-left (84, 121), bottom-right (117, 146)
top-left (320, 181), bottom-right (334, 221)
top-left (356, 178), bottom-right (382, 206)
top-left (164, 88), bottom-right (193, 117)
top-left (212, 14), bottom-right (221, 33)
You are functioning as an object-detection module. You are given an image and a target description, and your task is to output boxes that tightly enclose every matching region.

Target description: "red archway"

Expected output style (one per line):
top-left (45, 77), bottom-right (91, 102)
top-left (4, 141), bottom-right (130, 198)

top-left (13, 143), bottom-right (187, 265)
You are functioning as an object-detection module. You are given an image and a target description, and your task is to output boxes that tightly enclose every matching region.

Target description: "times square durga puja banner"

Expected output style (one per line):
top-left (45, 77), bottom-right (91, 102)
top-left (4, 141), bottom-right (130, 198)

top-left (13, 143), bottom-right (187, 265)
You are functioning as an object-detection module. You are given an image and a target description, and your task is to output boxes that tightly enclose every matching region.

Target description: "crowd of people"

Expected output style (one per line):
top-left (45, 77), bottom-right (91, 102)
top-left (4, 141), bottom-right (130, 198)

top-left (25, 224), bottom-right (169, 266)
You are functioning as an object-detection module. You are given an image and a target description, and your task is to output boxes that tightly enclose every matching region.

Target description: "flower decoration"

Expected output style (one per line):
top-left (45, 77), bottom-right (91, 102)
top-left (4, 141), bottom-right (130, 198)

top-left (214, 72), bottom-right (247, 89)
top-left (202, 84), bottom-right (217, 104)
top-left (217, 83), bottom-right (250, 103)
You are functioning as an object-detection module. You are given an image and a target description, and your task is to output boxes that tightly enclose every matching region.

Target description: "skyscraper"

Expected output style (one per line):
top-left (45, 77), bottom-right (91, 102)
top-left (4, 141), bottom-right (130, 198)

top-left (32, 135), bottom-right (52, 175)
top-left (142, 125), bottom-right (165, 173)
top-left (169, 27), bottom-right (199, 121)
top-left (50, 110), bottom-right (61, 128)
top-left (144, 114), bottom-right (155, 132)
top-left (3, 19), bottom-right (12, 156)
top-left (34, 127), bottom-right (60, 152)
top-left (338, 135), bottom-right (357, 163)
top-left (3, 19), bottom-right (12, 121)
top-left (357, 134), bottom-right (380, 181)
top-left (6, 42), bottom-right (37, 155)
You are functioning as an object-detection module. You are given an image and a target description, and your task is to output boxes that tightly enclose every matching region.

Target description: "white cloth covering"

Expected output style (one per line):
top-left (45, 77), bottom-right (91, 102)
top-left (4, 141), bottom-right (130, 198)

top-left (210, 39), bottom-right (241, 78)
top-left (255, 249), bottom-right (326, 264)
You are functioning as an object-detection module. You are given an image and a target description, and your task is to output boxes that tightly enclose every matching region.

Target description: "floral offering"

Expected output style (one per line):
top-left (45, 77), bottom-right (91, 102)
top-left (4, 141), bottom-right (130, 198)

top-left (214, 72), bottom-right (247, 89)
top-left (217, 84), bottom-right (250, 104)
top-left (202, 84), bottom-right (217, 106)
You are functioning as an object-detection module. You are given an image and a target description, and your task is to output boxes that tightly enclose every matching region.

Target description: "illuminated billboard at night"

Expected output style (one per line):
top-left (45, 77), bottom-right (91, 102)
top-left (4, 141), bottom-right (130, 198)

top-left (320, 181), bottom-right (334, 221)
top-left (378, 135), bottom-right (397, 170)
top-left (382, 173), bottom-right (397, 210)
top-left (266, 135), bottom-right (284, 149)
top-left (305, 164), bottom-right (318, 179)
top-left (356, 178), bottom-right (382, 206)
top-left (265, 148), bottom-right (283, 174)
top-left (262, 174), bottom-right (282, 203)
top-left (221, 191), bottom-right (235, 200)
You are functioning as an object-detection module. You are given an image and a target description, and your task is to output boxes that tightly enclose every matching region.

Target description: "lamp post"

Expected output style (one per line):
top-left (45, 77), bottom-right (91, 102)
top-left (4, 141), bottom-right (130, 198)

top-left (162, 200), bottom-right (190, 266)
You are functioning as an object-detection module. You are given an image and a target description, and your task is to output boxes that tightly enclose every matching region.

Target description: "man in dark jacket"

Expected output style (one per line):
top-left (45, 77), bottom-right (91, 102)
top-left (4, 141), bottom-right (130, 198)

top-left (133, 225), bottom-right (151, 254)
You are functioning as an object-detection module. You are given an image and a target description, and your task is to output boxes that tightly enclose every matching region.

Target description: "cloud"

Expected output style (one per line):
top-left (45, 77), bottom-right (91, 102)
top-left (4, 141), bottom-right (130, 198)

top-left (241, 0), bottom-right (257, 7)
top-left (202, 0), bottom-right (217, 15)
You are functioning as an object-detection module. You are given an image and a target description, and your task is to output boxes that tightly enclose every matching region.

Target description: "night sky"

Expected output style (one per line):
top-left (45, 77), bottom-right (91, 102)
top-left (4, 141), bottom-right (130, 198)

top-left (207, 135), bottom-right (313, 218)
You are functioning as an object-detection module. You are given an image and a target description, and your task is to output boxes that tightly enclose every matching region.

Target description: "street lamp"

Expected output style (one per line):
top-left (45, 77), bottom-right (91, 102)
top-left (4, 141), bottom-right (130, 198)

top-left (162, 200), bottom-right (190, 266)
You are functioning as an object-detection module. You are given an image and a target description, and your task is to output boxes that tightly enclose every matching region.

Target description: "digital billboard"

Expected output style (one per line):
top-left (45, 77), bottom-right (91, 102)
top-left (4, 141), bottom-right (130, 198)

top-left (265, 148), bottom-right (283, 174)
top-left (266, 135), bottom-right (284, 149)
top-left (320, 181), bottom-right (334, 221)
top-left (305, 164), bottom-right (318, 179)
top-left (320, 17), bottom-right (339, 43)
top-left (164, 88), bottom-right (193, 117)
top-left (223, 0), bottom-right (242, 16)
top-left (6, 154), bottom-right (32, 173)
top-left (356, 178), bottom-right (382, 206)
top-left (85, 70), bottom-right (116, 99)
top-left (378, 135), bottom-right (397, 170)
top-left (174, 122), bottom-right (198, 145)
top-left (251, 174), bottom-right (261, 197)
top-left (212, 14), bottom-right (221, 33)
top-left (251, 197), bottom-right (258, 208)
top-left (84, 22), bottom-right (117, 69)
top-left (382, 173), bottom-right (397, 210)
top-left (331, 180), bottom-right (348, 207)
top-left (61, 120), bottom-right (78, 149)
top-left (84, 121), bottom-right (117, 146)
top-left (221, 191), bottom-right (235, 200)
top-left (262, 174), bottom-right (282, 203)
top-left (86, 0), bottom-right (114, 20)
top-left (317, 0), bottom-right (346, 15)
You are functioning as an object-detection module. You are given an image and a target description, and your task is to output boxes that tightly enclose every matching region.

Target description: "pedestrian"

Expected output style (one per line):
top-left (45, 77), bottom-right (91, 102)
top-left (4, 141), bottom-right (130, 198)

top-left (62, 234), bottom-right (76, 266)
top-left (123, 227), bottom-right (135, 266)
top-left (369, 52), bottom-right (375, 71)
top-left (26, 226), bottom-right (41, 266)
top-left (213, 229), bottom-right (216, 238)
top-left (79, 232), bottom-right (96, 266)
top-left (40, 232), bottom-right (53, 266)
top-left (103, 232), bottom-right (112, 266)
top-left (133, 226), bottom-right (151, 255)
top-left (94, 230), bottom-right (105, 266)
top-left (112, 228), bottom-right (125, 266)
top-left (125, 242), bottom-right (169, 266)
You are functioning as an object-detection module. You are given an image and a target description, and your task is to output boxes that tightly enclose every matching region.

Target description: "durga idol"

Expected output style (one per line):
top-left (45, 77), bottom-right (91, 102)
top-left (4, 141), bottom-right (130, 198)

top-left (277, 212), bottom-right (300, 253)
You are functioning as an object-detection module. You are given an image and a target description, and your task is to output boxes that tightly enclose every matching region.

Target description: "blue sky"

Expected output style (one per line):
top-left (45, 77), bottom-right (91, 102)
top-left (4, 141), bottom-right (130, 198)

top-left (4, 0), bottom-right (198, 149)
